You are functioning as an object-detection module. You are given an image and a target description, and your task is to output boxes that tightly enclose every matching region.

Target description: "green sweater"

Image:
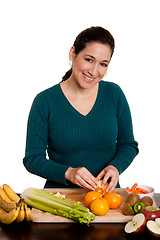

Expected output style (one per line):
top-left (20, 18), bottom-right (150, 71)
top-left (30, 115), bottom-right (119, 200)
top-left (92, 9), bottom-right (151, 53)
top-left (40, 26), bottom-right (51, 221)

top-left (23, 80), bottom-right (139, 188)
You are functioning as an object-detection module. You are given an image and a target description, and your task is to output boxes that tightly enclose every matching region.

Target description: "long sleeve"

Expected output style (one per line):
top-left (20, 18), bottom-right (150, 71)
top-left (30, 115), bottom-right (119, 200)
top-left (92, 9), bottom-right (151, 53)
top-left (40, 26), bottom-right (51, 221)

top-left (109, 86), bottom-right (139, 174)
top-left (23, 93), bottom-right (70, 186)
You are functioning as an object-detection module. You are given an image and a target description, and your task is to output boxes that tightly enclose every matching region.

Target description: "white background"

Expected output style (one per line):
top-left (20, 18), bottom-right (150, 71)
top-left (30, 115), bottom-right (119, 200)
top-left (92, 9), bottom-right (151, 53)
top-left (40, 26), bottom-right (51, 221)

top-left (0, 0), bottom-right (160, 194)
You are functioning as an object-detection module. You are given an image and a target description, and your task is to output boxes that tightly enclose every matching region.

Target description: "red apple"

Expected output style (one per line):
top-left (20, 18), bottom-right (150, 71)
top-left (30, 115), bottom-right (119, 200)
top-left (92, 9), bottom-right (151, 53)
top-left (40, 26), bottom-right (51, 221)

top-left (142, 206), bottom-right (160, 221)
top-left (147, 218), bottom-right (160, 237)
top-left (124, 213), bottom-right (146, 234)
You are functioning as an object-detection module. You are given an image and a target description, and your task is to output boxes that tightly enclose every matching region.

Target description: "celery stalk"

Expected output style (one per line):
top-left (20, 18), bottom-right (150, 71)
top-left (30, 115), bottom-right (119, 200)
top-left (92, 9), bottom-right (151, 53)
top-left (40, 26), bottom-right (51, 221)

top-left (23, 187), bottom-right (88, 212)
top-left (21, 187), bottom-right (95, 225)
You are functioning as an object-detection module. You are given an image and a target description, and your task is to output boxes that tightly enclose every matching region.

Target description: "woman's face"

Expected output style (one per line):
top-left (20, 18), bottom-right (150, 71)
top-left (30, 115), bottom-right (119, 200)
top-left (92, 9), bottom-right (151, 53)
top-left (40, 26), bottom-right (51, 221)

top-left (69, 42), bottom-right (112, 89)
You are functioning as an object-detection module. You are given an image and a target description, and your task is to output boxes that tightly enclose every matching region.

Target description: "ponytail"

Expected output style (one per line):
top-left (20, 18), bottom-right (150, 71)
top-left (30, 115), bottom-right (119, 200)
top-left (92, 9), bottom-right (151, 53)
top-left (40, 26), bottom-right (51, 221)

top-left (61, 68), bottom-right (72, 82)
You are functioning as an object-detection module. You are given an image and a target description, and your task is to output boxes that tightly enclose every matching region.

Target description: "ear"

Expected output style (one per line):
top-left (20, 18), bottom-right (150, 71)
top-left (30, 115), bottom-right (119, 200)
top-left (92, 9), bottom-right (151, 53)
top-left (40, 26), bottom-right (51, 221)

top-left (69, 46), bottom-right (76, 61)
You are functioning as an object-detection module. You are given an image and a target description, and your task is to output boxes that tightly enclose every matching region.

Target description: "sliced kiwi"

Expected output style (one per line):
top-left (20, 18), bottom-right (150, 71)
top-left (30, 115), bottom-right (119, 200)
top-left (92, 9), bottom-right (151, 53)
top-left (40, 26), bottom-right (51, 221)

top-left (141, 196), bottom-right (153, 207)
top-left (133, 202), bottom-right (146, 213)
top-left (127, 192), bottom-right (140, 207)
top-left (122, 203), bottom-right (135, 215)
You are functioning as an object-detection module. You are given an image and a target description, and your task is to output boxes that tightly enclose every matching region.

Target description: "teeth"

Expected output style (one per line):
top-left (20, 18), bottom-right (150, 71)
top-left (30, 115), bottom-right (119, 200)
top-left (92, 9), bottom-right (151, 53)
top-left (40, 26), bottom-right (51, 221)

top-left (83, 74), bottom-right (94, 81)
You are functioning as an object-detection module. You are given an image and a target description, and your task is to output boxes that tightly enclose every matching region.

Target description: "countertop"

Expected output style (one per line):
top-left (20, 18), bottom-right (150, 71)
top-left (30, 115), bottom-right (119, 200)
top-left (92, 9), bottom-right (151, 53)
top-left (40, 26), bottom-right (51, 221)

top-left (0, 193), bottom-right (160, 240)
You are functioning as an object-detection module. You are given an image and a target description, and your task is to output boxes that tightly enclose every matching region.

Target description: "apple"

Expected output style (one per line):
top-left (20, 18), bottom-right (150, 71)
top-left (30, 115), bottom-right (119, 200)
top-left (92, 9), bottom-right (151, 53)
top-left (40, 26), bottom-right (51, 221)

top-left (147, 218), bottom-right (160, 237)
top-left (124, 213), bottom-right (146, 234)
top-left (142, 206), bottom-right (160, 221)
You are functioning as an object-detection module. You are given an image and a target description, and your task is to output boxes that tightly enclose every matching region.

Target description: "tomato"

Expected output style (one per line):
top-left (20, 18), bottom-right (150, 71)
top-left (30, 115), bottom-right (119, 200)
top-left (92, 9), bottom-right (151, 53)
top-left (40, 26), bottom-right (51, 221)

top-left (103, 192), bottom-right (122, 209)
top-left (90, 198), bottom-right (110, 216)
top-left (84, 191), bottom-right (102, 208)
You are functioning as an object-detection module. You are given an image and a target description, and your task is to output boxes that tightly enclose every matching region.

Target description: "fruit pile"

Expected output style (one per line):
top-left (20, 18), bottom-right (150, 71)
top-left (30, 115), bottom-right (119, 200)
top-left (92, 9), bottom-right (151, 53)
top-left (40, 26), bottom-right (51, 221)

top-left (125, 208), bottom-right (160, 237)
top-left (122, 192), bottom-right (153, 215)
top-left (124, 189), bottom-right (160, 237)
top-left (0, 184), bottom-right (31, 224)
top-left (84, 181), bottom-right (122, 216)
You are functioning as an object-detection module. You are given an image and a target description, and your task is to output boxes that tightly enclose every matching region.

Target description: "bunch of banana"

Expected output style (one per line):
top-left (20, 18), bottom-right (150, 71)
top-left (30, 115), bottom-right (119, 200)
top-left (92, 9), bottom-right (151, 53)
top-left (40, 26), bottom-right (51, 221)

top-left (0, 184), bottom-right (32, 224)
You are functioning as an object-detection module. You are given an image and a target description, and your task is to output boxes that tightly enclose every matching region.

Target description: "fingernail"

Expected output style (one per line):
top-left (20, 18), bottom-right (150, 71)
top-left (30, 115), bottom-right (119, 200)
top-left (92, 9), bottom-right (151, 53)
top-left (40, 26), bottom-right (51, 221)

top-left (105, 188), bottom-right (109, 193)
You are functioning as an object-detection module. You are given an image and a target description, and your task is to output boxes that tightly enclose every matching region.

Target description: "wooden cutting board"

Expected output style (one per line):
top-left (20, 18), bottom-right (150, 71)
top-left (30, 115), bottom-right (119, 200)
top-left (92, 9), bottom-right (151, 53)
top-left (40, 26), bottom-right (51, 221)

top-left (31, 188), bottom-right (156, 223)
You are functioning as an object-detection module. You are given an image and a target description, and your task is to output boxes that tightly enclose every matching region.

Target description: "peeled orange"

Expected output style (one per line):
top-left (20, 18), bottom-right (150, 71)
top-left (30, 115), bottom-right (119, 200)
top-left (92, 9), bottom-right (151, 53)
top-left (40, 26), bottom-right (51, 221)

top-left (95, 180), bottom-right (108, 196)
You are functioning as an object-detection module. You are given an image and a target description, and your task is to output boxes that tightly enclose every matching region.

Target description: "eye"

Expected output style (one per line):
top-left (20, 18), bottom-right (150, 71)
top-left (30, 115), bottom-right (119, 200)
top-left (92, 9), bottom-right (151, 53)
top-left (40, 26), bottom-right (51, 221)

top-left (85, 58), bottom-right (93, 63)
top-left (101, 63), bottom-right (108, 67)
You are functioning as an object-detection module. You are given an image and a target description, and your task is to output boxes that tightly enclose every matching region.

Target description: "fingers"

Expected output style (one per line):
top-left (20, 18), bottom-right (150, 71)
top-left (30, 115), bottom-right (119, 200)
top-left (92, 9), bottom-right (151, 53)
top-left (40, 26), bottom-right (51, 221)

top-left (76, 177), bottom-right (95, 191)
top-left (76, 167), bottom-right (99, 190)
top-left (65, 167), bottom-right (98, 190)
top-left (105, 176), bottom-right (119, 193)
top-left (103, 166), bottom-right (119, 192)
top-left (96, 170), bottom-right (105, 181)
top-left (96, 165), bottom-right (119, 193)
top-left (65, 165), bottom-right (119, 192)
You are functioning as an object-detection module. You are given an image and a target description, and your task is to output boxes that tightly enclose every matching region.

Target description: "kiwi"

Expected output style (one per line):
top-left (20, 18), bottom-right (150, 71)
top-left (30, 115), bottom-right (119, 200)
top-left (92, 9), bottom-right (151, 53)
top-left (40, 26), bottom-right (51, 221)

top-left (133, 202), bottom-right (146, 213)
top-left (141, 196), bottom-right (153, 207)
top-left (122, 203), bottom-right (135, 215)
top-left (127, 192), bottom-right (140, 207)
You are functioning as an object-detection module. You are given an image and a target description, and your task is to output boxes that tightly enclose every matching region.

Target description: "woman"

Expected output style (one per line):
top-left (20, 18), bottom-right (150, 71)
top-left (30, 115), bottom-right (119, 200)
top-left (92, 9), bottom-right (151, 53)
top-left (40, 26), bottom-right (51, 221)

top-left (23, 26), bottom-right (139, 193)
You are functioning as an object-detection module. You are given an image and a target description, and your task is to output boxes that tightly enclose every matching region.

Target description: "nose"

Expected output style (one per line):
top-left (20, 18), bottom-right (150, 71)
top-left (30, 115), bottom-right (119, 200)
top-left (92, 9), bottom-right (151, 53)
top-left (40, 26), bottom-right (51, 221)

top-left (88, 63), bottom-right (99, 76)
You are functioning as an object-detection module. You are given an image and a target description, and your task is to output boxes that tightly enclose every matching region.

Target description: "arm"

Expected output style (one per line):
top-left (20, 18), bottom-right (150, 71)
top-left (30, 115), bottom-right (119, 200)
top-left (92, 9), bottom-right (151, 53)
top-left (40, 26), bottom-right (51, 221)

top-left (97, 86), bottom-right (139, 191)
top-left (23, 94), bottom-right (70, 185)
top-left (111, 87), bottom-right (139, 173)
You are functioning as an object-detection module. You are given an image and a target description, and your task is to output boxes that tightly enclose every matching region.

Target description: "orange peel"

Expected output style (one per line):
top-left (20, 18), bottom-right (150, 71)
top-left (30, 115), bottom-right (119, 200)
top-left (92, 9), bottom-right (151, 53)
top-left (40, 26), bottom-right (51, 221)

top-left (95, 180), bottom-right (108, 196)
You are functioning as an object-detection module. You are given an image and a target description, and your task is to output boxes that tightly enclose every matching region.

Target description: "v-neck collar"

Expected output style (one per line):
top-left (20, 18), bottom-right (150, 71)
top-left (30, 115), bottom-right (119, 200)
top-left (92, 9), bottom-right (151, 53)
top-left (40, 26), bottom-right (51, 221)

top-left (58, 81), bottom-right (102, 118)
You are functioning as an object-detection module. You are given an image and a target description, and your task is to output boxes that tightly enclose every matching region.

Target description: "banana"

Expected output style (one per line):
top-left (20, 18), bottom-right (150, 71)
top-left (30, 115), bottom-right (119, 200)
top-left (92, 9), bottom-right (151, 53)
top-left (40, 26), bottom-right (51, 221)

top-left (0, 206), bottom-right (7, 214)
top-left (0, 186), bottom-right (12, 202)
top-left (24, 203), bottom-right (32, 221)
top-left (3, 184), bottom-right (20, 203)
top-left (0, 206), bottom-right (20, 224)
top-left (0, 195), bottom-right (17, 212)
top-left (0, 184), bottom-right (31, 223)
top-left (15, 202), bottom-right (25, 223)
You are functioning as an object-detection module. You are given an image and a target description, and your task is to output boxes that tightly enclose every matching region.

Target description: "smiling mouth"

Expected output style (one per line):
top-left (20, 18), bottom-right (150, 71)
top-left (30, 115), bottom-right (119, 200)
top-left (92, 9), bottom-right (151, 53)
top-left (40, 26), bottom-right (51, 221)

top-left (83, 73), bottom-right (95, 81)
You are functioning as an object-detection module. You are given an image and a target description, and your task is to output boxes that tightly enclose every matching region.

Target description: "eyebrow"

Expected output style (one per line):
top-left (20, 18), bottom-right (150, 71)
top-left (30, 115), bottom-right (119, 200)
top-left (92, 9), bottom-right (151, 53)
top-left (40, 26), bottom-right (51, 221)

top-left (85, 54), bottom-right (110, 62)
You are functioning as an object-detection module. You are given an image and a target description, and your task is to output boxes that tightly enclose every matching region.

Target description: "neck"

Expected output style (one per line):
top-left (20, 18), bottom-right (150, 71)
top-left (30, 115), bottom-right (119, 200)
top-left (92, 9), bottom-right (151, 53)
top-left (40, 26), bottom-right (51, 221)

top-left (61, 77), bottom-right (99, 98)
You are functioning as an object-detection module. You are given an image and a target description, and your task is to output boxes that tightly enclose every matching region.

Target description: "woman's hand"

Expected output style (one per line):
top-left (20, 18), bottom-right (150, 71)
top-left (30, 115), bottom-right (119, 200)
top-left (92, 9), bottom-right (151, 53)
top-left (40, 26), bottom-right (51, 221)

top-left (96, 165), bottom-right (119, 193)
top-left (65, 167), bottom-right (99, 191)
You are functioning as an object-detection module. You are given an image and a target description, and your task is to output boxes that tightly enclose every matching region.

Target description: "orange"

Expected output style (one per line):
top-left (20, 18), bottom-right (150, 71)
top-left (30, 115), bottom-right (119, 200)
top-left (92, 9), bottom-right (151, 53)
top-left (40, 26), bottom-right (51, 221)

top-left (84, 191), bottom-right (102, 208)
top-left (95, 180), bottom-right (108, 196)
top-left (90, 198), bottom-right (110, 216)
top-left (103, 192), bottom-right (122, 209)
